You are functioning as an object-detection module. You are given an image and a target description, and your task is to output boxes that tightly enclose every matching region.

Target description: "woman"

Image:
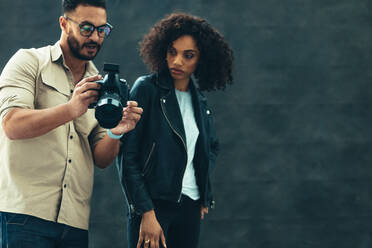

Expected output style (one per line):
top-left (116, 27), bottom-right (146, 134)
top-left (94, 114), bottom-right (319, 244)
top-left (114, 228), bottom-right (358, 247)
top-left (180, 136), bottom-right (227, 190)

top-left (118, 13), bottom-right (234, 248)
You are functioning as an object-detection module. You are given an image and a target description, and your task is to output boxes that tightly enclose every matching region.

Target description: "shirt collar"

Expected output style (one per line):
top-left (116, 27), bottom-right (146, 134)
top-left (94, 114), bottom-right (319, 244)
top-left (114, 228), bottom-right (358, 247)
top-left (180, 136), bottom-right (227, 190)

top-left (51, 41), bottom-right (63, 62)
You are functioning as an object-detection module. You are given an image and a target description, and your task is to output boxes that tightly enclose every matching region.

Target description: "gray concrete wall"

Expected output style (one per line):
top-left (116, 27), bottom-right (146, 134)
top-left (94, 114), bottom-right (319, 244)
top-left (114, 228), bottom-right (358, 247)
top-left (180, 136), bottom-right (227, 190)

top-left (0, 0), bottom-right (371, 247)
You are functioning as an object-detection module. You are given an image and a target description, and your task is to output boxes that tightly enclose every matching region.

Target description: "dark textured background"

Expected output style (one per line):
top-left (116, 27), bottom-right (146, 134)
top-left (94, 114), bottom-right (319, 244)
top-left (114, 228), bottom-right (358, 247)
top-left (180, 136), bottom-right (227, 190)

top-left (1, 0), bottom-right (372, 247)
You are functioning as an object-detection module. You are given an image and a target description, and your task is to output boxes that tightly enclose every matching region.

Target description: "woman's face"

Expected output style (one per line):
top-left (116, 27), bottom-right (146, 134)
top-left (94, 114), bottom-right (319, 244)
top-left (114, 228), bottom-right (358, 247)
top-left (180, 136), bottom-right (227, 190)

top-left (166, 35), bottom-right (200, 83)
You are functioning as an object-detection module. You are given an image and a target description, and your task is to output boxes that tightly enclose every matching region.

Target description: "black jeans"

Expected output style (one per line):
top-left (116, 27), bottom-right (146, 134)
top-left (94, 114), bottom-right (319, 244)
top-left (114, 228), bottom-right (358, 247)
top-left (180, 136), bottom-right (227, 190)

top-left (127, 195), bottom-right (201, 248)
top-left (0, 212), bottom-right (88, 248)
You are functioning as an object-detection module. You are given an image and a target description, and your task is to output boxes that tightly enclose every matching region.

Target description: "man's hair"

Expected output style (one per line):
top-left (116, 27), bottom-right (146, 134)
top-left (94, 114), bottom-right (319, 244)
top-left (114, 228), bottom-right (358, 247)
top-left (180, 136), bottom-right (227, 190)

top-left (62, 0), bottom-right (106, 14)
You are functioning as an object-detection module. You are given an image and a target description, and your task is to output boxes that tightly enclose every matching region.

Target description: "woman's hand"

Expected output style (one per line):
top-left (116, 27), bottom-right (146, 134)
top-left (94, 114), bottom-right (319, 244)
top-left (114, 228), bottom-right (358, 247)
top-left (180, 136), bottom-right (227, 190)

top-left (110, 101), bottom-right (143, 135)
top-left (137, 210), bottom-right (167, 248)
top-left (201, 205), bottom-right (209, 220)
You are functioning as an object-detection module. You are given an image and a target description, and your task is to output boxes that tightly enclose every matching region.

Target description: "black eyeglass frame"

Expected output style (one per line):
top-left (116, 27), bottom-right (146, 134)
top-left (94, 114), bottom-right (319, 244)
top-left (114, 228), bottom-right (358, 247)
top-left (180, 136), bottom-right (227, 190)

top-left (64, 16), bottom-right (113, 38)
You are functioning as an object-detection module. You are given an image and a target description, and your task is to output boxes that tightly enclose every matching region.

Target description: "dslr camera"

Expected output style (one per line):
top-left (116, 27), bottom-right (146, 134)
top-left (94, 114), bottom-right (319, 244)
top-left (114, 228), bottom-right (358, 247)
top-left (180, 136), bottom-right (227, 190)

top-left (89, 63), bottom-right (129, 129)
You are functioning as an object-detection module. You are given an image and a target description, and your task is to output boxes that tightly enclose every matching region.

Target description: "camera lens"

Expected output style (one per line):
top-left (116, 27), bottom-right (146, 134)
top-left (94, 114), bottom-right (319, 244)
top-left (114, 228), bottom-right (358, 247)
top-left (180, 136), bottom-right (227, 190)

top-left (92, 63), bottom-right (128, 129)
top-left (95, 93), bottom-right (123, 129)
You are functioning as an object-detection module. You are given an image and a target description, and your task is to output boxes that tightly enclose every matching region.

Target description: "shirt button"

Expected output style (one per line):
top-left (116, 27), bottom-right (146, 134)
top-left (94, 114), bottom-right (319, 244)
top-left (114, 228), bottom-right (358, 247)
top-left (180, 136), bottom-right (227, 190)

top-left (206, 110), bottom-right (211, 115)
top-left (64, 184), bottom-right (67, 188)
top-left (162, 99), bottom-right (166, 103)
top-left (68, 159), bottom-right (72, 163)
top-left (70, 135), bottom-right (73, 139)
top-left (70, 89), bottom-right (73, 94)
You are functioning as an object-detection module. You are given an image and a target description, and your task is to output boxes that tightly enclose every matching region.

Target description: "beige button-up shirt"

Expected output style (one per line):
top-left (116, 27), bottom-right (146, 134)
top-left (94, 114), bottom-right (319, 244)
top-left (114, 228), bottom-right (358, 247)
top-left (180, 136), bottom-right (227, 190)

top-left (0, 42), bottom-right (106, 230)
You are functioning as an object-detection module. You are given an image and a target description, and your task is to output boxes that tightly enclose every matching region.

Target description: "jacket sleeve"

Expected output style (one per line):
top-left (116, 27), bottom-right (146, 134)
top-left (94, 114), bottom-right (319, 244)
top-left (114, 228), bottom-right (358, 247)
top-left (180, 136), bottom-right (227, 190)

top-left (117, 76), bottom-right (154, 215)
top-left (206, 108), bottom-right (219, 208)
top-left (208, 109), bottom-right (219, 171)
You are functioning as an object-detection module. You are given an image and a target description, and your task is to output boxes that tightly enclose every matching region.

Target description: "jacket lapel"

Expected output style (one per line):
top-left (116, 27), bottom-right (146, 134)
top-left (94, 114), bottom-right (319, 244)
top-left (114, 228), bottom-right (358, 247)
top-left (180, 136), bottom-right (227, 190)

top-left (189, 80), bottom-right (206, 132)
top-left (157, 73), bottom-right (187, 147)
top-left (189, 80), bottom-right (209, 157)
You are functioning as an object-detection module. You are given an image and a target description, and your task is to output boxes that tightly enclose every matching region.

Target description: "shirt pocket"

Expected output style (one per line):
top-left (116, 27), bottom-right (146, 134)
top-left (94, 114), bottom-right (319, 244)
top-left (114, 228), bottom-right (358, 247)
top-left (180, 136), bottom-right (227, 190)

top-left (35, 68), bottom-right (70, 109)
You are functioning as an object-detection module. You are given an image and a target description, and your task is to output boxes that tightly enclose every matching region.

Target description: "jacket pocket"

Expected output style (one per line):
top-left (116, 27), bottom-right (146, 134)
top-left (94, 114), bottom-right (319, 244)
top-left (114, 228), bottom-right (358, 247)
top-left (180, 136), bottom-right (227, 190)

top-left (142, 142), bottom-right (156, 177)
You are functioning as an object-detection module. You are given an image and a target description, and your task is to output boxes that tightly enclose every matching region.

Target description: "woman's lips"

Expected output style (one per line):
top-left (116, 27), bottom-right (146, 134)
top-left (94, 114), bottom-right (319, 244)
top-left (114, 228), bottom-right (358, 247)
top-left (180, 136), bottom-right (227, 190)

top-left (170, 68), bottom-right (184, 75)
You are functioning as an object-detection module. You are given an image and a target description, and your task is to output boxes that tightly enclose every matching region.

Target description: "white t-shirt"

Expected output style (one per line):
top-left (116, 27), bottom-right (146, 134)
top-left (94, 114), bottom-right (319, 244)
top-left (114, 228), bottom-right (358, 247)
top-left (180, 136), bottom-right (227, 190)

top-left (175, 89), bottom-right (200, 200)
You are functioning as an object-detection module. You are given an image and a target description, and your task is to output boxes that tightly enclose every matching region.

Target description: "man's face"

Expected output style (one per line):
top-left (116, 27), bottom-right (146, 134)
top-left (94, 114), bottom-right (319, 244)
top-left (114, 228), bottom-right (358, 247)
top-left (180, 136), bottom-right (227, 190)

top-left (65, 5), bottom-right (108, 60)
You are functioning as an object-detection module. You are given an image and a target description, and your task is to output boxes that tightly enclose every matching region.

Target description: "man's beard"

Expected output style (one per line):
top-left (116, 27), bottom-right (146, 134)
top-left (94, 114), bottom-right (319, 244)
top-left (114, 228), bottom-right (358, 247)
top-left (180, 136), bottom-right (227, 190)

top-left (67, 33), bottom-right (101, 61)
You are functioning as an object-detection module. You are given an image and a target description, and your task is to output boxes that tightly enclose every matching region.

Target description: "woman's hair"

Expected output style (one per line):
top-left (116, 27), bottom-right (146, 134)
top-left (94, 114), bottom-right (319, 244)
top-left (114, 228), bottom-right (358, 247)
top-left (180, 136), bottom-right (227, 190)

top-left (139, 13), bottom-right (234, 91)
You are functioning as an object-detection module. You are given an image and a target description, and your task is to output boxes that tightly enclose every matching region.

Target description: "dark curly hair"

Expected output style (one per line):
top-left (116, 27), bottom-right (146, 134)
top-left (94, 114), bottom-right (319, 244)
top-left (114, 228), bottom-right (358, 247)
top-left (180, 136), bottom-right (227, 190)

top-left (139, 13), bottom-right (234, 91)
top-left (62, 0), bottom-right (106, 14)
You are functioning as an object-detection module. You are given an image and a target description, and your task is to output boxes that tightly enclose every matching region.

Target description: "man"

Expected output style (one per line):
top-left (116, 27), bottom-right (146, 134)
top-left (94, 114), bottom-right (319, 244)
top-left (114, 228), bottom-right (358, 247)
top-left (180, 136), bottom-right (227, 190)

top-left (0, 0), bottom-right (142, 247)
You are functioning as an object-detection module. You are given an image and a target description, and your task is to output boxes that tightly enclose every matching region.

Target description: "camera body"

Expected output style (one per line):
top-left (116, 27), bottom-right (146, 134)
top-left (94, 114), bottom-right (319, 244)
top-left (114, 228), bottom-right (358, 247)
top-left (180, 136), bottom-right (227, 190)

top-left (89, 63), bottom-right (129, 129)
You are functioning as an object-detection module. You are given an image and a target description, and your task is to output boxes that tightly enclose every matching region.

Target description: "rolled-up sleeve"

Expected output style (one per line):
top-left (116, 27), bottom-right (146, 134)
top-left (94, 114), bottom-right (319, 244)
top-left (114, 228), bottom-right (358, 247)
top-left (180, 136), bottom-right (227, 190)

top-left (0, 49), bottom-right (38, 119)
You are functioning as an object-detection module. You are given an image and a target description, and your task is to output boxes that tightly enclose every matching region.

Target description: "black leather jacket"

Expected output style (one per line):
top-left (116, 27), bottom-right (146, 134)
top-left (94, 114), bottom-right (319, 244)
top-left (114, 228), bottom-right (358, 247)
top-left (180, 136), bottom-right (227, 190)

top-left (117, 72), bottom-right (219, 215)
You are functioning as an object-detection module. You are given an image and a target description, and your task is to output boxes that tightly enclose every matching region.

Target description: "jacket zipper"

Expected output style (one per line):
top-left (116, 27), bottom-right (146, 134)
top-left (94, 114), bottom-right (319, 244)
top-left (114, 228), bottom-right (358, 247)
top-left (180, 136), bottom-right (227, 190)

top-left (142, 142), bottom-right (156, 176)
top-left (160, 98), bottom-right (188, 202)
top-left (121, 172), bottom-right (136, 214)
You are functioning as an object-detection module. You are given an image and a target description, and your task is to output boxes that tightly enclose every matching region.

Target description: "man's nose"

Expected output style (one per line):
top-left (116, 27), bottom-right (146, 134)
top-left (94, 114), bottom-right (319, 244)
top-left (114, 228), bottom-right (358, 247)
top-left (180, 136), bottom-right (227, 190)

top-left (89, 28), bottom-right (101, 41)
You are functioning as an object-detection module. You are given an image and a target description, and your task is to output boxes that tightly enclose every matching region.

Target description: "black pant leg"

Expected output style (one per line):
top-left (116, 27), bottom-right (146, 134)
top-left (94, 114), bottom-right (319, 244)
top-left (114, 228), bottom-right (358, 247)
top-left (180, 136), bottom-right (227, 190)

top-left (167, 195), bottom-right (201, 248)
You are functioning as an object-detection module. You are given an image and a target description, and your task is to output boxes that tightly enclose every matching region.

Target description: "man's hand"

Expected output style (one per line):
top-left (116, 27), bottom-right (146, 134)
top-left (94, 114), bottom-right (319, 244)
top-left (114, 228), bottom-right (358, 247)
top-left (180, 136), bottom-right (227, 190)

top-left (67, 75), bottom-right (102, 119)
top-left (110, 101), bottom-right (143, 135)
top-left (2, 75), bottom-right (102, 140)
top-left (137, 210), bottom-right (167, 248)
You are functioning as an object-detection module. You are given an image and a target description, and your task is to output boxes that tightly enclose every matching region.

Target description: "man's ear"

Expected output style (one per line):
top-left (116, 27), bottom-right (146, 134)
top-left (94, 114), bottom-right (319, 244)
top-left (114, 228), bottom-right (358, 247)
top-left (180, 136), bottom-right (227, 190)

top-left (59, 16), bottom-right (68, 33)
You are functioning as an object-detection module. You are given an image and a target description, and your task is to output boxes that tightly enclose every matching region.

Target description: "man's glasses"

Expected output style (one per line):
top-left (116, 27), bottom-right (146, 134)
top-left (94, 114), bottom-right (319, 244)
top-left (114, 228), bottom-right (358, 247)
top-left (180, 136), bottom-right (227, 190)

top-left (65, 16), bottom-right (113, 38)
